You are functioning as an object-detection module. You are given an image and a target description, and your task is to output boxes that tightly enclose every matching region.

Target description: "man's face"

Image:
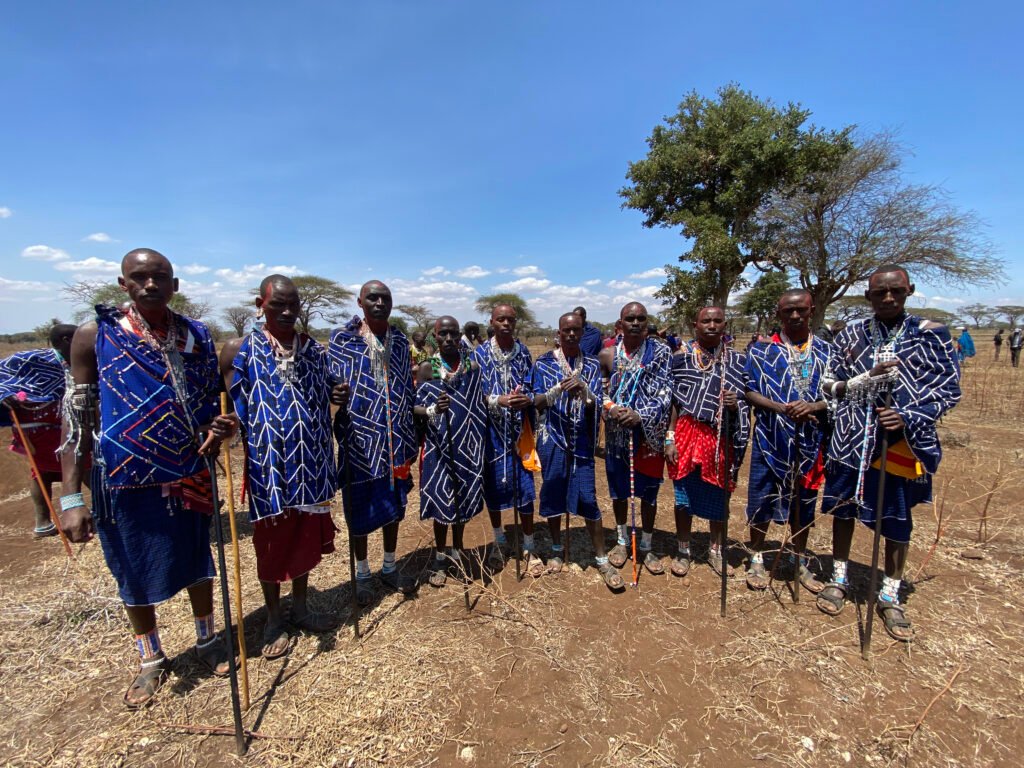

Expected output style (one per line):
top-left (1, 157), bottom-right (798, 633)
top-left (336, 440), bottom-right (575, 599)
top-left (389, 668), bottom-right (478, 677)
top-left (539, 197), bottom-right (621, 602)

top-left (490, 305), bottom-right (517, 339)
top-left (259, 282), bottom-right (300, 335)
top-left (694, 308), bottom-right (726, 347)
top-left (620, 304), bottom-right (648, 340)
top-left (558, 313), bottom-right (583, 352)
top-left (436, 318), bottom-right (461, 354)
top-left (776, 292), bottom-right (813, 336)
top-left (359, 283), bottom-right (392, 323)
top-left (119, 253), bottom-right (176, 311)
top-left (865, 271), bottom-right (913, 322)
top-left (412, 331), bottom-right (426, 348)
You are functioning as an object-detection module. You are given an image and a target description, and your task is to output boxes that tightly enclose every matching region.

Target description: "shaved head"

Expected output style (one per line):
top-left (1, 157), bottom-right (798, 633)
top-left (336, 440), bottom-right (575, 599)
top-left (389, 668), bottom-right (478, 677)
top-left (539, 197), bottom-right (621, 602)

top-left (776, 288), bottom-right (812, 309)
top-left (360, 280), bottom-right (390, 300)
top-left (491, 303), bottom-right (516, 320)
top-left (259, 273), bottom-right (296, 298)
top-left (620, 302), bottom-right (648, 319)
top-left (121, 248), bottom-right (172, 277)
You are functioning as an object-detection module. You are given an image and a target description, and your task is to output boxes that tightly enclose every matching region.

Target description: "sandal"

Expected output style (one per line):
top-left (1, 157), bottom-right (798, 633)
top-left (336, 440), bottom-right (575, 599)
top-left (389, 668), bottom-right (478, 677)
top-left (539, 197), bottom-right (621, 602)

top-left (607, 543), bottom-right (628, 568)
top-left (195, 637), bottom-right (233, 678)
top-left (355, 577), bottom-right (375, 606)
top-left (670, 552), bottom-right (690, 578)
top-left (815, 582), bottom-right (847, 616)
top-left (798, 565), bottom-right (825, 594)
top-left (597, 561), bottom-right (625, 592)
top-left (526, 552), bottom-right (546, 578)
top-left (290, 610), bottom-right (337, 634)
top-left (262, 623), bottom-right (291, 660)
top-left (33, 523), bottom-right (58, 539)
top-left (878, 601), bottom-right (914, 642)
top-left (708, 550), bottom-right (734, 577)
top-left (545, 555), bottom-right (564, 575)
top-left (123, 658), bottom-right (170, 710)
top-left (745, 560), bottom-right (768, 591)
top-left (380, 569), bottom-right (419, 595)
top-left (428, 562), bottom-right (448, 588)
top-left (641, 551), bottom-right (664, 576)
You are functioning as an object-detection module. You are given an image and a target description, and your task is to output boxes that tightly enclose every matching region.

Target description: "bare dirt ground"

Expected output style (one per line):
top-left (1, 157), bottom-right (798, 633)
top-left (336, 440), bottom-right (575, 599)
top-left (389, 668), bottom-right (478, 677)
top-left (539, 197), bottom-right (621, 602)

top-left (0, 341), bottom-right (1021, 767)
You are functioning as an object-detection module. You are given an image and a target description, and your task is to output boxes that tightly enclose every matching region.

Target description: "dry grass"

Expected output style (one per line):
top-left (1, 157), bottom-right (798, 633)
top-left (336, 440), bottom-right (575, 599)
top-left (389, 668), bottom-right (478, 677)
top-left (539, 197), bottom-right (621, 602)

top-left (0, 343), bottom-right (1022, 767)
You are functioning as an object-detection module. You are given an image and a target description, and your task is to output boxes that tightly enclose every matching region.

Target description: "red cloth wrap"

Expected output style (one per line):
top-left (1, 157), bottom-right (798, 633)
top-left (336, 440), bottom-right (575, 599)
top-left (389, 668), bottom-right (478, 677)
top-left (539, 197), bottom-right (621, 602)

top-left (253, 508), bottom-right (337, 584)
top-left (667, 414), bottom-right (736, 492)
top-left (634, 440), bottom-right (665, 479)
top-left (10, 425), bottom-right (63, 476)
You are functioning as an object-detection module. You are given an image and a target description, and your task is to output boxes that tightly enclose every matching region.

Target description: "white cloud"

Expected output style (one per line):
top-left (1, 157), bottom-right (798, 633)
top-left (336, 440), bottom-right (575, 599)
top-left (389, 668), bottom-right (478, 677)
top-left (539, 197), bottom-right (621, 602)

top-left (421, 266), bottom-right (448, 277)
top-left (455, 265), bottom-right (490, 279)
top-left (628, 266), bottom-right (667, 280)
top-left (21, 244), bottom-right (70, 262)
top-left (607, 280), bottom-right (636, 290)
top-left (82, 232), bottom-right (115, 243)
top-left (181, 263), bottom-right (212, 275)
top-left (512, 265), bottom-right (543, 277)
top-left (493, 277), bottom-right (552, 292)
top-left (583, 279), bottom-right (602, 286)
top-left (928, 295), bottom-right (967, 307)
top-left (0, 206), bottom-right (11, 219)
top-left (54, 257), bottom-right (121, 277)
top-left (0, 276), bottom-right (57, 293)
top-left (214, 263), bottom-right (306, 286)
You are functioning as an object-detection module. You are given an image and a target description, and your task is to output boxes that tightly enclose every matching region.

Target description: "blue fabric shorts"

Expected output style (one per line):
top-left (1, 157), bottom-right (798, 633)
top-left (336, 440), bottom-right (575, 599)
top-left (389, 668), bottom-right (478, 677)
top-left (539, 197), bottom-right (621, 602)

top-left (745, 448), bottom-right (817, 528)
top-left (605, 453), bottom-right (661, 505)
top-left (673, 469), bottom-right (728, 522)
top-left (821, 466), bottom-right (929, 544)
top-left (538, 438), bottom-right (600, 521)
top-left (341, 474), bottom-right (411, 536)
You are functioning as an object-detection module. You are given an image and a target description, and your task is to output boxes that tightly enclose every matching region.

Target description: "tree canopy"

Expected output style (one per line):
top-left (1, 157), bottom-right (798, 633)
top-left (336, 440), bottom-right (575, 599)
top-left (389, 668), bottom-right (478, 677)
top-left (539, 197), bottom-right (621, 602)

top-left (995, 305), bottom-right (1024, 329)
top-left (62, 280), bottom-right (212, 322)
top-left (622, 84), bottom-right (812, 315)
top-left (395, 304), bottom-right (433, 332)
top-left (474, 292), bottom-right (537, 330)
top-left (221, 304), bottom-right (254, 337)
top-left (959, 303), bottom-right (993, 328)
top-left (736, 271), bottom-right (790, 333)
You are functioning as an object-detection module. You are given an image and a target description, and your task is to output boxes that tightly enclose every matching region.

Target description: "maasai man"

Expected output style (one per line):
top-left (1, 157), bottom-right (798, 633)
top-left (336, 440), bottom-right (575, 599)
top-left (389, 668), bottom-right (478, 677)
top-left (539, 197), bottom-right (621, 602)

top-left (993, 329), bottom-right (1004, 361)
top-left (0, 324), bottom-right (78, 537)
top-left (415, 316), bottom-right (486, 587)
top-left (573, 306), bottom-right (604, 358)
top-left (471, 304), bottom-right (536, 562)
top-left (221, 275), bottom-right (340, 659)
top-left (744, 289), bottom-right (834, 591)
top-left (664, 307), bottom-right (749, 577)
top-left (956, 327), bottom-right (976, 365)
top-left (599, 302), bottom-right (672, 576)
top-left (328, 281), bottom-right (418, 604)
top-left (817, 266), bottom-right (960, 641)
top-left (1011, 327), bottom-right (1024, 368)
top-left (530, 312), bottom-right (623, 589)
top-left (59, 249), bottom-right (237, 708)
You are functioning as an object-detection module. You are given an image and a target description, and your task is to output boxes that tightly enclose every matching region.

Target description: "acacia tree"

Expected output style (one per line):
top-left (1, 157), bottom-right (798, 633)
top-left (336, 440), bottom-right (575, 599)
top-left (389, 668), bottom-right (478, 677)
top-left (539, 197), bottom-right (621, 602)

top-left (959, 303), bottom-right (992, 328)
top-left (996, 305), bottom-right (1024, 329)
top-left (221, 304), bottom-right (254, 336)
top-left (824, 295), bottom-right (873, 324)
top-left (395, 304), bottom-right (432, 332)
top-left (757, 132), bottom-right (1002, 327)
top-left (474, 292), bottom-right (537, 331)
top-left (621, 84), bottom-right (811, 317)
top-left (62, 280), bottom-right (212, 321)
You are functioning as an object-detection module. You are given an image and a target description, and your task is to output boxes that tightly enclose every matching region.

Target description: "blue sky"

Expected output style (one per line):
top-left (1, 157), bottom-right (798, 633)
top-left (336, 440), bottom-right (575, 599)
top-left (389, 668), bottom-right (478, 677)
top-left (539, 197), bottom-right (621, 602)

top-left (2, 2), bottom-right (1021, 333)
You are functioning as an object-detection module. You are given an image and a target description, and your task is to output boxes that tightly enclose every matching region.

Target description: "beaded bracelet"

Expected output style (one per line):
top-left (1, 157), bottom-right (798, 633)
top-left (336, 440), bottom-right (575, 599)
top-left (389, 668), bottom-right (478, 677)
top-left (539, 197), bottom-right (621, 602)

top-left (60, 492), bottom-right (86, 512)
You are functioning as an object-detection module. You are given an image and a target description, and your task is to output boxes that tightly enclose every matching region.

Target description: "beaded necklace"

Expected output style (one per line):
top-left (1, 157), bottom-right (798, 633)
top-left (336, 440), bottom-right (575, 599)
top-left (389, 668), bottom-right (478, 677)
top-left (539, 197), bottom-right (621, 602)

top-left (361, 321), bottom-right (396, 490)
top-left (262, 327), bottom-right (300, 385)
top-left (126, 305), bottom-right (191, 422)
top-left (779, 331), bottom-right (815, 396)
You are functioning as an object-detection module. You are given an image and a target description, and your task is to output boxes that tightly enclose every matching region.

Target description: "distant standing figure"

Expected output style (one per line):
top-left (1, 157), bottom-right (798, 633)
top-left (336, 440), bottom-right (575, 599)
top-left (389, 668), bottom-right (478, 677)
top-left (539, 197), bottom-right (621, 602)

top-left (1011, 327), bottom-right (1024, 368)
top-left (993, 329), bottom-right (1004, 361)
top-left (956, 327), bottom-right (975, 364)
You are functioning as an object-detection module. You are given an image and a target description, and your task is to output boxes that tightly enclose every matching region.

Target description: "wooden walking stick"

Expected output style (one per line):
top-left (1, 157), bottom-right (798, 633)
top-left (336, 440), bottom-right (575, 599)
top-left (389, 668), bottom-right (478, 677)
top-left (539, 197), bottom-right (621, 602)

top-left (204, 448), bottom-right (246, 756)
top-left (510, 401), bottom-right (522, 582)
top-left (788, 442), bottom-right (801, 605)
top-left (719, 404), bottom-right (731, 618)
top-left (862, 389), bottom-right (894, 662)
top-left (339, 410), bottom-right (361, 640)
top-left (8, 407), bottom-right (72, 558)
top-left (219, 393), bottom-right (249, 710)
top-left (628, 432), bottom-right (639, 589)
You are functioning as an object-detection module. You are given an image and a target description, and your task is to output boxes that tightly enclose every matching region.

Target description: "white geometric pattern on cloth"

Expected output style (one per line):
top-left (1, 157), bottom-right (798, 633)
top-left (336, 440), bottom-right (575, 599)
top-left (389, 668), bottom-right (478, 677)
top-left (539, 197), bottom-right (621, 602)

top-left (472, 338), bottom-right (533, 479)
top-left (826, 315), bottom-right (961, 478)
top-left (231, 330), bottom-right (336, 522)
top-left (416, 364), bottom-right (486, 524)
top-left (606, 337), bottom-right (671, 456)
top-left (0, 348), bottom-right (66, 430)
top-left (328, 319), bottom-right (416, 485)
top-left (670, 341), bottom-right (751, 467)
top-left (528, 352), bottom-right (602, 458)
top-left (745, 338), bottom-right (834, 481)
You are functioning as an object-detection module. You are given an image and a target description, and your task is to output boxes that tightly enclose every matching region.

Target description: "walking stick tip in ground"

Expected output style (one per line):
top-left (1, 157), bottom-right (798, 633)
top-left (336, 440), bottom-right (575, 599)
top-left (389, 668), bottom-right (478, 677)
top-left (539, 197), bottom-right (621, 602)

top-left (218, 393), bottom-right (250, 711)
top-left (205, 450), bottom-right (247, 756)
top-left (720, 405), bottom-right (730, 618)
top-left (862, 389), bottom-right (894, 662)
